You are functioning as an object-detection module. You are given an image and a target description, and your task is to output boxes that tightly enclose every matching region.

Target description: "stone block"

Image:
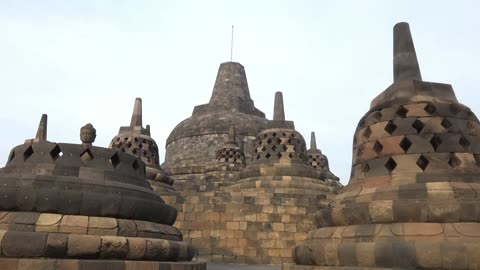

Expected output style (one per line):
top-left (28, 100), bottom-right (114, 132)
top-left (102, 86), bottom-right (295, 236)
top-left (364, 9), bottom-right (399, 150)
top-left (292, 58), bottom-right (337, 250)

top-left (2, 231), bottom-right (47, 257)
top-left (45, 233), bottom-right (68, 257)
top-left (100, 236), bottom-right (128, 258)
top-left (126, 238), bottom-right (146, 259)
top-left (67, 234), bottom-right (101, 257)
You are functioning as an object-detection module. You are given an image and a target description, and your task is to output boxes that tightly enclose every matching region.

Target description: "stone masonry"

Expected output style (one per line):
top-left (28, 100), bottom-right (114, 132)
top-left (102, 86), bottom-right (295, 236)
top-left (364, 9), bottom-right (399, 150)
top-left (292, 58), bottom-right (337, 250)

top-left (288, 22), bottom-right (480, 270)
top-left (158, 63), bottom-right (341, 264)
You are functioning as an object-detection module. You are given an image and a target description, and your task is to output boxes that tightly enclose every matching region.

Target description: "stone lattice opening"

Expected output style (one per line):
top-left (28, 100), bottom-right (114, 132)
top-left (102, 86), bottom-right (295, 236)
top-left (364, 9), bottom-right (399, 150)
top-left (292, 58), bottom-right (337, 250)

top-left (49, 144), bottom-right (62, 161)
top-left (412, 119), bottom-right (425, 133)
top-left (459, 136), bottom-right (471, 149)
top-left (474, 154), bottom-right (480, 167)
top-left (441, 118), bottom-right (453, 129)
top-left (430, 134), bottom-right (443, 151)
top-left (385, 158), bottom-right (397, 173)
top-left (416, 155), bottom-right (430, 171)
top-left (132, 159), bottom-right (140, 170)
top-left (448, 153), bottom-right (461, 168)
top-left (372, 111), bottom-right (382, 121)
top-left (362, 163), bottom-right (371, 173)
top-left (396, 106), bottom-right (409, 118)
top-left (80, 149), bottom-right (94, 163)
top-left (424, 103), bottom-right (437, 114)
top-left (399, 137), bottom-right (412, 152)
top-left (110, 153), bottom-right (121, 168)
top-left (384, 121), bottom-right (397, 135)
top-left (373, 141), bottom-right (383, 153)
top-left (363, 127), bottom-right (372, 139)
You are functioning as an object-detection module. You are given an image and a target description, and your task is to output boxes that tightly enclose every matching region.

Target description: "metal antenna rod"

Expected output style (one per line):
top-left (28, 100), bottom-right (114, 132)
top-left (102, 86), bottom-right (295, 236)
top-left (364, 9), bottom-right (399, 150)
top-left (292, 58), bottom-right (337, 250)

top-left (230, 25), bottom-right (234, 62)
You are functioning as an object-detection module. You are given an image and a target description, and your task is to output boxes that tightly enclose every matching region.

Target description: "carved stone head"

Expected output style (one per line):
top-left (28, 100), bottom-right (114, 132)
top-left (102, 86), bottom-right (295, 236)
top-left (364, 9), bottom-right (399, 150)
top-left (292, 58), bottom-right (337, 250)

top-left (80, 123), bottom-right (96, 145)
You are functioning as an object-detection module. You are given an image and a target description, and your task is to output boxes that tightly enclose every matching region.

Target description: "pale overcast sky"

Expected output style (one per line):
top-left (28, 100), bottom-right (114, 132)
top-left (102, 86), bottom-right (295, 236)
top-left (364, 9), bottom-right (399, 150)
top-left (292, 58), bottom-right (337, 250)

top-left (1, 0), bottom-right (479, 184)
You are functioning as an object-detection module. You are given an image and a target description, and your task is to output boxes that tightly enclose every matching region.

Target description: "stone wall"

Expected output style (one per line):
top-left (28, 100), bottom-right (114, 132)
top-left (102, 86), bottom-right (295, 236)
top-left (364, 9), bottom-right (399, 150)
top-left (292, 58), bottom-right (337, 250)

top-left (164, 134), bottom-right (257, 168)
top-left (160, 175), bottom-right (336, 264)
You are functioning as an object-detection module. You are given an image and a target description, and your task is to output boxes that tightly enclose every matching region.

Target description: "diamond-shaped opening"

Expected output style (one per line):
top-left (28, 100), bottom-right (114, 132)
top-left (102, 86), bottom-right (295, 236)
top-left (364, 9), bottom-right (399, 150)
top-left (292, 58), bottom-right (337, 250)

top-left (49, 144), bottom-right (62, 161)
top-left (412, 119), bottom-right (425, 133)
top-left (282, 133), bottom-right (287, 137)
top-left (287, 138), bottom-right (292, 144)
top-left (277, 152), bottom-right (282, 158)
top-left (399, 137), bottom-right (412, 152)
top-left (363, 127), bottom-right (372, 139)
top-left (448, 154), bottom-right (461, 168)
top-left (265, 153), bottom-right (271, 159)
top-left (261, 146), bottom-right (267, 152)
top-left (288, 153), bottom-right (294, 159)
top-left (80, 149), bottom-right (94, 163)
top-left (384, 121), bottom-right (397, 135)
top-left (134, 137), bottom-right (139, 142)
top-left (7, 150), bottom-right (15, 164)
top-left (132, 149), bottom-right (137, 154)
top-left (416, 155), bottom-right (429, 171)
top-left (123, 137), bottom-right (128, 141)
top-left (385, 158), bottom-right (397, 173)
top-left (282, 145), bottom-right (288, 151)
top-left (142, 138), bottom-right (147, 143)
top-left (254, 148), bottom-right (258, 153)
top-left (293, 145), bottom-right (297, 152)
top-left (256, 154), bottom-right (261, 160)
top-left (357, 146), bottom-right (364, 157)
top-left (132, 159), bottom-right (140, 170)
top-left (372, 111), bottom-right (382, 120)
top-left (143, 150), bottom-right (148, 156)
top-left (110, 153), bottom-right (121, 168)
top-left (126, 141), bottom-right (132, 148)
top-left (362, 163), bottom-right (371, 173)
top-left (459, 136), bottom-right (471, 149)
top-left (373, 141), bottom-right (383, 153)
top-left (430, 134), bottom-right (443, 151)
top-left (441, 118), bottom-right (453, 129)
top-left (450, 104), bottom-right (461, 115)
top-left (424, 103), bottom-right (437, 114)
top-left (474, 154), bottom-right (480, 167)
top-left (138, 143), bottom-right (143, 149)
top-left (291, 133), bottom-right (296, 138)
top-left (396, 106), bottom-right (409, 118)
top-left (271, 145), bottom-right (277, 151)
top-left (267, 139), bottom-right (272, 144)
top-left (276, 138), bottom-right (282, 144)
top-left (272, 132), bottom-right (277, 137)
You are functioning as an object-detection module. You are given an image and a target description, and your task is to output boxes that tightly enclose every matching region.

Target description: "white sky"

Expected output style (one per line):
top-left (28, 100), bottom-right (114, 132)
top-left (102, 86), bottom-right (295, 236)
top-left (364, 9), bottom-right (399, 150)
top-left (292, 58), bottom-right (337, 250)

top-left (1, 0), bottom-right (479, 184)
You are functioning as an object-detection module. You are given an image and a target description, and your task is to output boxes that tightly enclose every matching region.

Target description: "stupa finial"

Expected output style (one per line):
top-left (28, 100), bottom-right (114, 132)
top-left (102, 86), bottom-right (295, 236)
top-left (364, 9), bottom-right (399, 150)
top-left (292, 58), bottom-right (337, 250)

top-left (310, 132), bottom-right (317, 150)
top-left (273, 91), bottom-right (285, 121)
top-left (393, 22), bottom-right (422, 82)
top-left (130, 98), bottom-right (142, 127)
top-left (34, 114), bottom-right (47, 142)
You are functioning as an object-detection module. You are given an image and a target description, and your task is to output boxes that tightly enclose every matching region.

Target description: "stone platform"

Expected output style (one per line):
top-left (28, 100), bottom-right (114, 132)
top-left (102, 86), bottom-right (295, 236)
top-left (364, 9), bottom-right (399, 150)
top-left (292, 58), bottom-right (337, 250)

top-left (0, 258), bottom-right (206, 270)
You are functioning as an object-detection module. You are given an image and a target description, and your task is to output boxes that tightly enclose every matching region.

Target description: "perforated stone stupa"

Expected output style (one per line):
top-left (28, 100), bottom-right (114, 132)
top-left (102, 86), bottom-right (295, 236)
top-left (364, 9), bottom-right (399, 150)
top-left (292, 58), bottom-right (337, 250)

top-left (288, 22), bottom-right (480, 270)
top-left (159, 62), bottom-right (341, 264)
top-left (0, 115), bottom-right (204, 270)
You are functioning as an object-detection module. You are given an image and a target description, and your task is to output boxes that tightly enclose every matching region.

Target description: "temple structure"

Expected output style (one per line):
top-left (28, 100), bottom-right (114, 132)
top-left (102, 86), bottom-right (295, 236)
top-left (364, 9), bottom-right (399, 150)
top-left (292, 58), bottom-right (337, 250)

top-left (0, 115), bottom-right (204, 269)
top-left (156, 62), bottom-right (341, 264)
top-left (288, 22), bottom-right (480, 270)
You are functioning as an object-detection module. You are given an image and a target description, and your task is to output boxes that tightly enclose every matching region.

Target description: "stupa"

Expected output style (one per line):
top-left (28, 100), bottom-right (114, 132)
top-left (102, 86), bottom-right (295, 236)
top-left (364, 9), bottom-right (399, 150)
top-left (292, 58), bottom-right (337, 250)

top-left (288, 22), bottom-right (480, 270)
top-left (0, 114), bottom-right (204, 269)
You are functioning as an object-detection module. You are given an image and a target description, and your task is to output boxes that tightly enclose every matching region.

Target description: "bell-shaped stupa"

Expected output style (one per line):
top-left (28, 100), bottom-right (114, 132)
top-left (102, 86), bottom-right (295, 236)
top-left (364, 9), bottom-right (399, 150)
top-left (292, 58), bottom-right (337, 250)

top-left (290, 22), bottom-right (480, 270)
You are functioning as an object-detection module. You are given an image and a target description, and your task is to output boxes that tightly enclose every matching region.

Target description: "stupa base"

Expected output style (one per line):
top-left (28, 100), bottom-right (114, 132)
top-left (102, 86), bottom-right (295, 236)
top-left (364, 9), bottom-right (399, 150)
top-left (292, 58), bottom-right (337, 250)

top-left (0, 258), bottom-right (207, 270)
